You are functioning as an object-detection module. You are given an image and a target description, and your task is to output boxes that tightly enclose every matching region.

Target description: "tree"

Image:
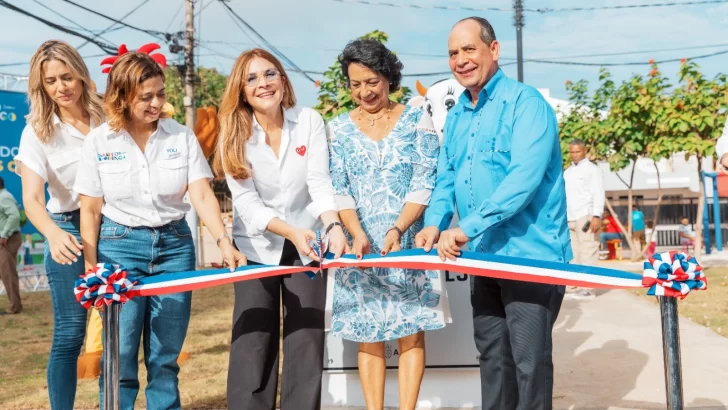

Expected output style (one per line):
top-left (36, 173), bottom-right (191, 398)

top-left (605, 61), bottom-right (674, 260)
top-left (559, 64), bottom-right (674, 260)
top-left (558, 68), bottom-right (615, 168)
top-left (164, 66), bottom-right (228, 124)
top-left (313, 30), bottom-right (411, 121)
top-left (651, 60), bottom-right (728, 259)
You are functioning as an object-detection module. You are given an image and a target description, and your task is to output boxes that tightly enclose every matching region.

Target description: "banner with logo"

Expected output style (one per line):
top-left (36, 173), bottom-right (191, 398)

top-left (0, 90), bottom-right (36, 234)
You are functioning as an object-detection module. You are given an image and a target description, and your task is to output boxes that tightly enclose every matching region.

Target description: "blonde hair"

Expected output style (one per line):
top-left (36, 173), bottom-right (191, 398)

top-left (213, 48), bottom-right (296, 179)
top-left (104, 52), bottom-right (170, 132)
top-left (27, 40), bottom-right (104, 143)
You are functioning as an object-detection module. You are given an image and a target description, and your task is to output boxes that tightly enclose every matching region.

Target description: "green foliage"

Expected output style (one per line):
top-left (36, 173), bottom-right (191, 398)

top-left (559, 61), bottom-right (728, 173)
top-left (558, 68), bottom-right (615, 168)
top-left (651, 61), bottom-right (728, 163)
top-left (164, 66), bottom-right (228, 124)
top-left (313, 30), bottom-right (411, 121)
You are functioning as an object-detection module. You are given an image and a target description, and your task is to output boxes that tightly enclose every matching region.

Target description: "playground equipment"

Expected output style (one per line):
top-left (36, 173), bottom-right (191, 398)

top-left (701, 171), bottom-right (724, 254)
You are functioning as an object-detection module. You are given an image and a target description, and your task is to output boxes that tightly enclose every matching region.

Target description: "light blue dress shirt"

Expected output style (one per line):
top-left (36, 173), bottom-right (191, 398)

top-left (424, 68), bottom-right (573, 263)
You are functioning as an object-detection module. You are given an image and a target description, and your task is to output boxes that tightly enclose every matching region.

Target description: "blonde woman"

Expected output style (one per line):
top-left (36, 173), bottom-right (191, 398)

top-left (14, 40), bottom-right (104, 410)
top-left (216, 48), bottom-right (347, 410)
top-left (74, 52), bottom-right (246, 409)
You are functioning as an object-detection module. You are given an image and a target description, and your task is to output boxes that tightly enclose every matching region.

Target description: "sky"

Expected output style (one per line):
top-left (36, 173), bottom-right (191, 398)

top-left (1, 0), bottom-right (727, 109)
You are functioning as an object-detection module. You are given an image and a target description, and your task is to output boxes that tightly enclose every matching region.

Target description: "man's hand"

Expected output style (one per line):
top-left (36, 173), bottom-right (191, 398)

top-left (437, 227), bottom-right (469, 261)
top-left (415, 226), bottom-right (440, 252)
top-left (590, 216), bottom-right (601, 233)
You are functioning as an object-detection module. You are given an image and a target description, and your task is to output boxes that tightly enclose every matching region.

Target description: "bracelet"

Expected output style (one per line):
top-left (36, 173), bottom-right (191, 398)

top-left (386, 226), bottom-right (403, 238)
top-left (325, 222), bottom-right (343, 236)
top-left (216, 233), bottom-right (232, 247)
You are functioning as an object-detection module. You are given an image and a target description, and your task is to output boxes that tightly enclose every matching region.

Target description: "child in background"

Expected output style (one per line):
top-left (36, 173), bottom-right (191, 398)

top-left (22, 233), bottom-right (33, 268)
top-left (645, 220), bottom-right (658, 257)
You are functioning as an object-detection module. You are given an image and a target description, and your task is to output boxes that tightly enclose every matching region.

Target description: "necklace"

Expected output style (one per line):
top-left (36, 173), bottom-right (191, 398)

top-left (358, 100), bottom-right (393, 127)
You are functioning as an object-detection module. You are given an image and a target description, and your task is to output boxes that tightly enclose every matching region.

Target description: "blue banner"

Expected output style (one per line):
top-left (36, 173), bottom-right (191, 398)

top-left (0, 90), bottom-right (38, 235)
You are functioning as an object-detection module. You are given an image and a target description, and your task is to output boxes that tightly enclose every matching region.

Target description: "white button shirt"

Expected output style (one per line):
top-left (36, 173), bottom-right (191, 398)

top-left (74, 118), bottom-right (213, 227)
top-left (226, 106), bottom-right (337, 265)
top-left (15, 115), bottom-right (99, 213)
top-left (563, 159), bottom-right (604, 222)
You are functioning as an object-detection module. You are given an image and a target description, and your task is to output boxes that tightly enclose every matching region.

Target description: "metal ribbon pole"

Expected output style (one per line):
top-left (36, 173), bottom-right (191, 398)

top-left (103, 304), bottom-right (121, 410)
top-left (659, 296), bottom-right (684, 410)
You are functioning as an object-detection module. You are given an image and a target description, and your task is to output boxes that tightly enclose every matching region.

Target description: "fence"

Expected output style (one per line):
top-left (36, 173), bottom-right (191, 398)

top-left (609, 196), bottom-right (727, 248)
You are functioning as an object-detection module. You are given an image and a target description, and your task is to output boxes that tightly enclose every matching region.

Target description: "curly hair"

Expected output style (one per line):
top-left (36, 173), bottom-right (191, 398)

top-left (104, 52), bottom-right (169, 132)
top-left (338, 39), bottom-right (403, 92)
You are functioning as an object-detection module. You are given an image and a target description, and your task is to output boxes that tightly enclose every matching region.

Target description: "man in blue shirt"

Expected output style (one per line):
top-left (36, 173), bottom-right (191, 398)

top-left (416, 17), bottom-right (571, 410)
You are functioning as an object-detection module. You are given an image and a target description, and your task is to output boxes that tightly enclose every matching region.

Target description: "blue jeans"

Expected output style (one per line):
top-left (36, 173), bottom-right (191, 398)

top-left (97, 217), bottom-right (195, 410)
top-left (45, 210), bottom-right (88, 410)
top-left (600, 232), bottom-right (625, 249)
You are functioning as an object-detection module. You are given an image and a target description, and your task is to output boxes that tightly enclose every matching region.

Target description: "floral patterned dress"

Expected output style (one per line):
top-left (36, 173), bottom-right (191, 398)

top-left (326, 104), bottom-right (450, 343)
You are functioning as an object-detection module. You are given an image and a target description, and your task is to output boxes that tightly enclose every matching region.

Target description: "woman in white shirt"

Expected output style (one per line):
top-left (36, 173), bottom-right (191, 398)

top-left (14, 40), bottom-right (104, 410)
top-left (215, 48), bottom-right (347, 410)
top-left (74, 52), bottom-right (246, 410)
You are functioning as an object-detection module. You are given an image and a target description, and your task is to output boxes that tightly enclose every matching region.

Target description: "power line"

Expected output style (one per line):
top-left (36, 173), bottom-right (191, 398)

top-left (0, 53), bottom-right (108, 68)
top-left (218, 0), bottom-right (317, 83)
top-left (165, 2), bottom-right (184, 32)
top-left (77, 0), bottom-right (153, 50)
top-left (0, 0), bottom-right (117, 54)
top-left (524, 49), bottom-right (728, 67)
top-left (61, 0), bottom-right (165, 40)
top-left (29, 0), bottom-right (116, 45)
top-left (535, 0), bottom-right (728, 12)
top-left (195, 0), bottom-right (216, 17)
top-left (330, 0), bottom-right (728, 13)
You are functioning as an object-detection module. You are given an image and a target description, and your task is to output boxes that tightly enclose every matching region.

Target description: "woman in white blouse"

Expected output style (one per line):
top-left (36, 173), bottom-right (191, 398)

top-left (14, 40), bottom-right (104, 410)
top-left (74, 52), bottom-right (246, 410)
top-left (215, 48), bottom-right (347, 410)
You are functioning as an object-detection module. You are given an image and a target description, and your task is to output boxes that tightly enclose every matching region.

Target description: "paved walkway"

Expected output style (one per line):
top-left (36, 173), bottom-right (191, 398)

top-left (323, 290), bottom-right (728, 409)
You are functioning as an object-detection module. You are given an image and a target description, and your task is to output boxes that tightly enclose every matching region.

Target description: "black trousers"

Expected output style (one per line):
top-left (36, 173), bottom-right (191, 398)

top-left (227, 239), bottom-right (327, 410)
top-left (471, 276), bottom-right (565, 410)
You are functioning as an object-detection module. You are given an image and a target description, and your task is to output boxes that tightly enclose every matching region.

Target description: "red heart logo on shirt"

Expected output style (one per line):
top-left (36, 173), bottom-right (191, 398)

top-left (296, 145), bottom-right (306, 156)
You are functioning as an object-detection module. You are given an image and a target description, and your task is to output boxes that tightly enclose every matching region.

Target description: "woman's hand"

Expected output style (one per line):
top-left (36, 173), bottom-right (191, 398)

top-left (287, 227), bottom-right (321, 262)
top-left (380, 228), bottom-right (402, 256)
top-left (219, 240), bottom-right (247, 271)
top-left (48, 227), bottom-right (83, 265)
top-left (350, 234), bottom-right (371, 260)
top-left (325, 225), bottom-right (349, 259)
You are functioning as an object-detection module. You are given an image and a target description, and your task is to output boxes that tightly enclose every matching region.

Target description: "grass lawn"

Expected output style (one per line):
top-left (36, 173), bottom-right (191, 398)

top-left (0, 286), bottom-right (236, 410)
top-left (628, 267), bottom-right (728, 338)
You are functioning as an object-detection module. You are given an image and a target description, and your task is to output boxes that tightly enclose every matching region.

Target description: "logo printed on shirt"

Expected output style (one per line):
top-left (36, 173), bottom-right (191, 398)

top-left (97, 151), bottom-right (126, 162)
top-left (165, 148), bottom-right (181, 160)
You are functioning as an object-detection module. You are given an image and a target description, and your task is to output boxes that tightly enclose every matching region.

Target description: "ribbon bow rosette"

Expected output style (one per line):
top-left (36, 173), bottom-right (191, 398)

top-left (74, 263), bottom-right (138, 309)
top-left (642, 251), bottom-right (707, 299)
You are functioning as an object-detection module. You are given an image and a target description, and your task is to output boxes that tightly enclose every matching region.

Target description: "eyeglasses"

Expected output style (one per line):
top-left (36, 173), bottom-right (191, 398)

top-left (245, 69), bottom-right (281, 87)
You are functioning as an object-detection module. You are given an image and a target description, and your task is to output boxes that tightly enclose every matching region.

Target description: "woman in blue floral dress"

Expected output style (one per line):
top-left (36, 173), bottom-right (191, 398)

top-left (326, 39), bottom-right (450, 410)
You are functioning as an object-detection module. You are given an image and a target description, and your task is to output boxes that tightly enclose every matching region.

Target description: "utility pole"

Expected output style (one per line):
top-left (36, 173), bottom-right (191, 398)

top-left (184, 0), bottom-right (201, 265)
top-left (514, 0), bottom-right (524, 82)
top-left (184, 0), bottom-right (195, 128)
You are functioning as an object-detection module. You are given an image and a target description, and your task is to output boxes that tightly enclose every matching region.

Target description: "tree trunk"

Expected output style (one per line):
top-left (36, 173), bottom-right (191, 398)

top-left (642, 162), bottom-right (663, 259)
top-left (626, 162), bottom-right (643, 261)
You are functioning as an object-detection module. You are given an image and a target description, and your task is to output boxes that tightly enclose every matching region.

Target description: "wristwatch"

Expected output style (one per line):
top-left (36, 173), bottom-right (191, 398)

top-left (216, 233), bottom-right (232, 247)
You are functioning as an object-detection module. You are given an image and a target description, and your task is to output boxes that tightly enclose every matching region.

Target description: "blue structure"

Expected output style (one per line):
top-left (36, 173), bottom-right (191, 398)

top-left (0, 90), bottom-right (38, 235)
top-left (701, 171), bottom-right (723, 254)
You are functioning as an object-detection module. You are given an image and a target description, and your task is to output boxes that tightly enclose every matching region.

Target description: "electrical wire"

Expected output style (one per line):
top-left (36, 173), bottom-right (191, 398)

top-left (330, 0), bottom-right (728, 13)
top-left (0, 0), bottom-right (117, 54)
top-left (217, 0), bottom-right (317, 82)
